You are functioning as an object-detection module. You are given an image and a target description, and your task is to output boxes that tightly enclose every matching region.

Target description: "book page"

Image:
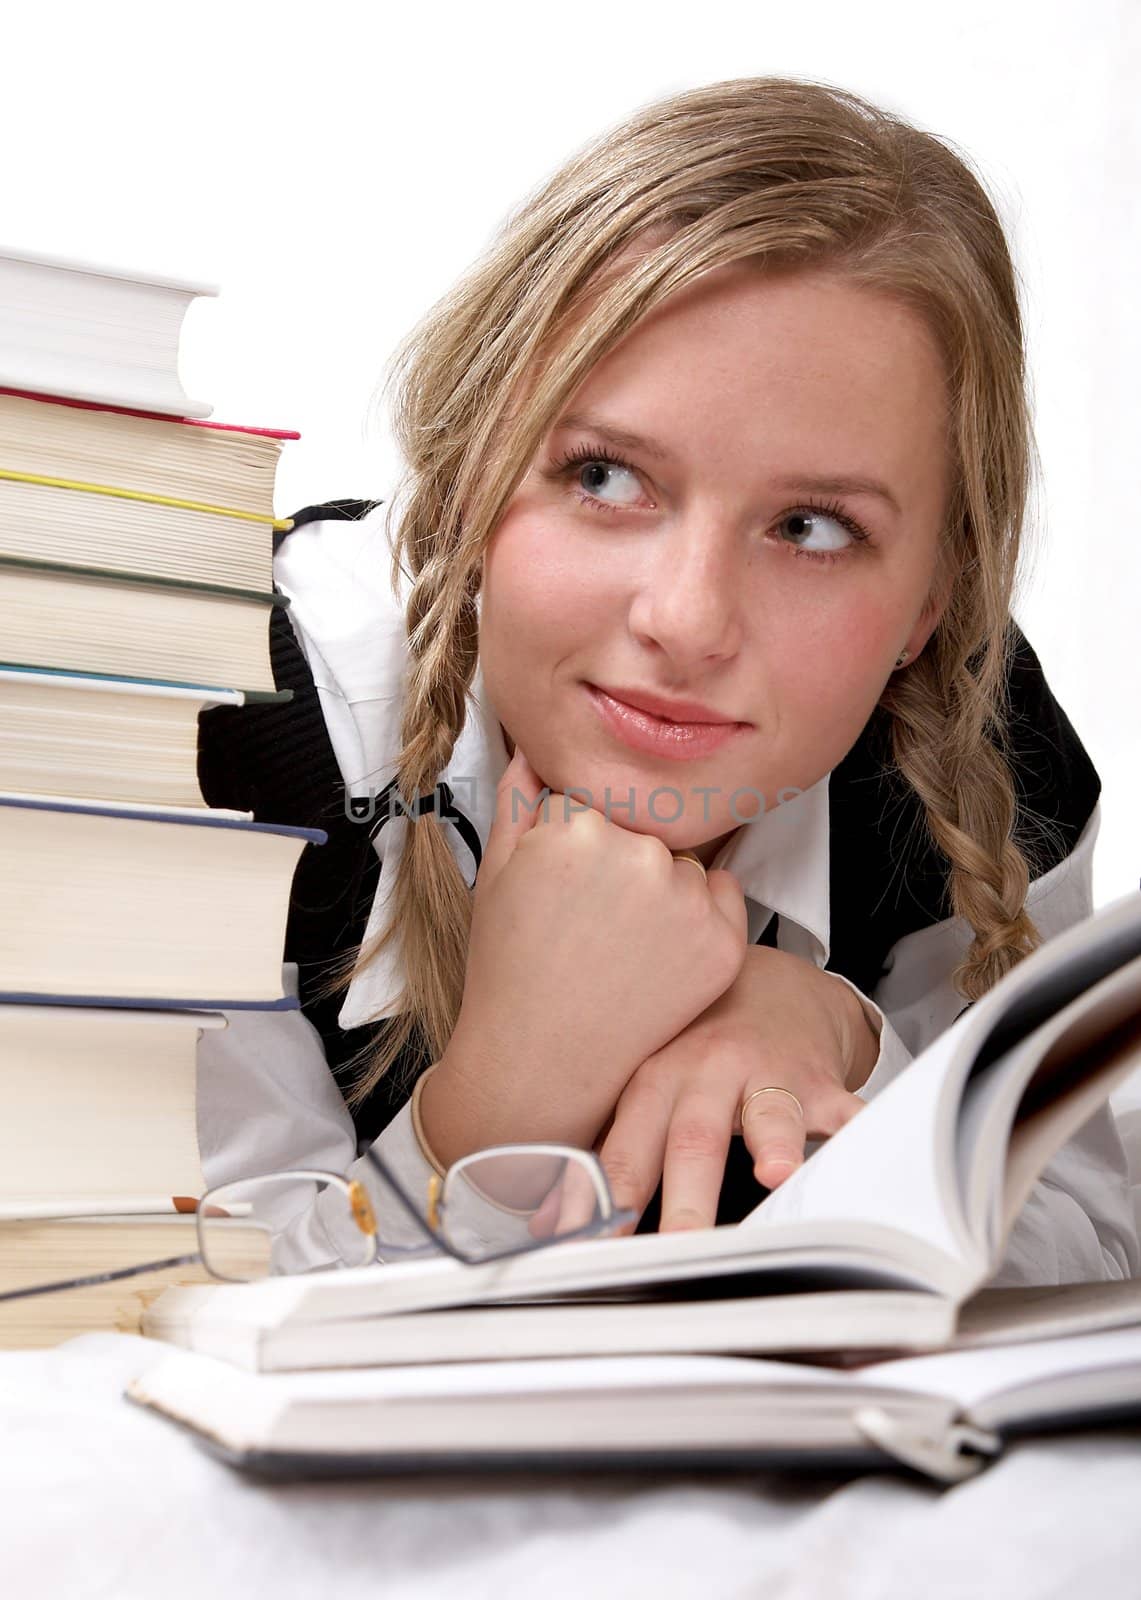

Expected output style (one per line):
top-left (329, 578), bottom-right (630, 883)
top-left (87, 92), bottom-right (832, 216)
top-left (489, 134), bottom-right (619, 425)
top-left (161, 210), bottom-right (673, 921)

top-left (742, 894), bottom-right (1141, 1295)
top-left (952, 1279), bottom-right (1141, 1349)
top-left (859, 1323), bottom-right (1141, 1418)
top-left (956, 954), bottom-right (1141, 1251)
top-left (737, 1016), bottom-right (982, 1280)
top-left (999, 1016), bottom-right (1141, 1246)
top-left (963, 892), bottom-right (1141, 1079)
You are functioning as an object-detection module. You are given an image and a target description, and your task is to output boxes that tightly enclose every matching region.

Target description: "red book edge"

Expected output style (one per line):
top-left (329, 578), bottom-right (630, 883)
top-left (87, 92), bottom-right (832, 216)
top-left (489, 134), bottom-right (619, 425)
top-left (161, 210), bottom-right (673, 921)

top-left (0, 385), bottom-right (300, 440)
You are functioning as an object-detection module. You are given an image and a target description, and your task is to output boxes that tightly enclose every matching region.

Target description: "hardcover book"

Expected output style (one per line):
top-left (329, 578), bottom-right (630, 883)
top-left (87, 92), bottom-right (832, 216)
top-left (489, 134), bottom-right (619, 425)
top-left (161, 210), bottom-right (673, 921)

top-left (0, 246), bottom-right (217, 416)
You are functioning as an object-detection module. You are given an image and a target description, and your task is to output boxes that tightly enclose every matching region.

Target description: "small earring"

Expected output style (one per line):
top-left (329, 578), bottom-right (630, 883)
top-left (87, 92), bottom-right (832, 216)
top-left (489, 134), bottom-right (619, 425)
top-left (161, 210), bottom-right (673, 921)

top-left (894, 648), bottom-right (910, 668)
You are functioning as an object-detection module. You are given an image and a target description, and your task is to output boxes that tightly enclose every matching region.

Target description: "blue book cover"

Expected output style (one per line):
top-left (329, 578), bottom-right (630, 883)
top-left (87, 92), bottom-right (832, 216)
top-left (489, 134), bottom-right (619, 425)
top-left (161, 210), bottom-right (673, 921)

top-left (0, 990), bottom-right (299, 1012)
top-left (0, 792), bottom-right (327, 844)
top-left (0, 660), bottom-right (293, 704)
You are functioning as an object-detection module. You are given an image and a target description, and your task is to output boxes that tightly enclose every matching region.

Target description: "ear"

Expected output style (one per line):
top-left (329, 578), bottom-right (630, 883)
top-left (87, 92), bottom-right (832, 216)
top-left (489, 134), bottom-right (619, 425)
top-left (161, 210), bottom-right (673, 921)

top-left (903, 564), bottom-right (955, 663)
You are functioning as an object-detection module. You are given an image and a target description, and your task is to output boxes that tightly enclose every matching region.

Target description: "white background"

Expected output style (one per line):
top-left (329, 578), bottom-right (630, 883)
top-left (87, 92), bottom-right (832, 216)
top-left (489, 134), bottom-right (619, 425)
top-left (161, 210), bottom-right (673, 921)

top-left (3, 0), bottom-right (1137, 902)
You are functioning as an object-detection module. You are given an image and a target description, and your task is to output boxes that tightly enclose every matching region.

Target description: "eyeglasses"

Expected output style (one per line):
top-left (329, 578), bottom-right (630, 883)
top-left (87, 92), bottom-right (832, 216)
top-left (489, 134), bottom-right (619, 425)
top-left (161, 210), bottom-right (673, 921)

top-left (0, 1142), bottom-right (637, 1303)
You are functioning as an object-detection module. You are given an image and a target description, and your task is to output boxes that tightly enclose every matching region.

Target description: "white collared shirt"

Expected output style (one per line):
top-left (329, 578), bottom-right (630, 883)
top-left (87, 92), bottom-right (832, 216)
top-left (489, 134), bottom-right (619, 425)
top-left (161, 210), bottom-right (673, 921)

top-left (196, 502), bottom-right (1140, 1285)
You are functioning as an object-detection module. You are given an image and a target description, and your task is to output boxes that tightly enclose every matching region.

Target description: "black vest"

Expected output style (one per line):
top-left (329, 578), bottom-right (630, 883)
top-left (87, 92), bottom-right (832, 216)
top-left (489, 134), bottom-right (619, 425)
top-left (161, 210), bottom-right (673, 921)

top-left (197, 499), bottom-right (1101, 1227)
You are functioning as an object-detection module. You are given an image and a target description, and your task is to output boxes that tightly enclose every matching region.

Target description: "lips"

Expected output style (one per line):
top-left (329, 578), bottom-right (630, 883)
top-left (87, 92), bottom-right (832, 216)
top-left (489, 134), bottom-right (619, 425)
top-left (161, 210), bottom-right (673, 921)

top-left (585, 683), bottom-right (749, 762)
top-left (591, 684), bottom-right (744, 726)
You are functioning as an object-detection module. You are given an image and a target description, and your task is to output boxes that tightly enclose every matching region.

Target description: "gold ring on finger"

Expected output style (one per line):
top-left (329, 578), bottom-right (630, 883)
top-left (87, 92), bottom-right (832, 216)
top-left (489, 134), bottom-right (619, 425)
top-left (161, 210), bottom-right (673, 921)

top-left (672, 851), bottom-right (708, 881)
top-left (739, 1086), bottom-right (804, 1127)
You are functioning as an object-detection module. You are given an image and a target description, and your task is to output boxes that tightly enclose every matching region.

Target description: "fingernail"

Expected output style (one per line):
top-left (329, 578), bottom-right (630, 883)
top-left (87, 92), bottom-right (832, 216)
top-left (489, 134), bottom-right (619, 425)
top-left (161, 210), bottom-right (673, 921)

top-left (757, 1157), bottom-right (799, 1183)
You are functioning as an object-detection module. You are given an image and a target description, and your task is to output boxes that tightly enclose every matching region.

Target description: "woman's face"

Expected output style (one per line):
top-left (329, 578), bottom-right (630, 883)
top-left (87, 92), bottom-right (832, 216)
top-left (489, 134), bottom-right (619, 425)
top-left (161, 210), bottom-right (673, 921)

top-left (478, 261), bottom-right (953, 861)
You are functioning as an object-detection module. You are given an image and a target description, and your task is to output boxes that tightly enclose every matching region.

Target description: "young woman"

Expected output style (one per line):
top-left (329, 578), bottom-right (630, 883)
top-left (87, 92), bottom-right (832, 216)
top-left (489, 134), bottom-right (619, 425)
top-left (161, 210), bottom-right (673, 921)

top-left (197, 75), bottom-right (1138, 1286)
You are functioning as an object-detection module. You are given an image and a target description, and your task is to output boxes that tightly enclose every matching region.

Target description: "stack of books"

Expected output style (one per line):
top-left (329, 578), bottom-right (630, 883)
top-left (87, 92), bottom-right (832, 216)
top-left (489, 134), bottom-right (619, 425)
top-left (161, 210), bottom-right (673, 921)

top-left (0, 246), bottom-right (326, 1346)
top-left (131, 890), bottom-right (1141, 1484)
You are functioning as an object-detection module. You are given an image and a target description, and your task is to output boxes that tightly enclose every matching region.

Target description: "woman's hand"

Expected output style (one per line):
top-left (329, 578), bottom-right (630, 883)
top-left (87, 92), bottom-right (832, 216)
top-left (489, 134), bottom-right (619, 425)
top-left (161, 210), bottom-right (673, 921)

top-left (420, 746), bottom-right (750, 1166)
top-left (588, 945), bottom-right (881, 1232)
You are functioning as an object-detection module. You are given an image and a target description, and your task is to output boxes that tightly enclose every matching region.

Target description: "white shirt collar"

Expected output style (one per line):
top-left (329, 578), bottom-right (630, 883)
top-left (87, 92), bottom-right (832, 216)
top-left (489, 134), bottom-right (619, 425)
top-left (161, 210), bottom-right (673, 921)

top-left (274, 505), bottom-right (832, 1032)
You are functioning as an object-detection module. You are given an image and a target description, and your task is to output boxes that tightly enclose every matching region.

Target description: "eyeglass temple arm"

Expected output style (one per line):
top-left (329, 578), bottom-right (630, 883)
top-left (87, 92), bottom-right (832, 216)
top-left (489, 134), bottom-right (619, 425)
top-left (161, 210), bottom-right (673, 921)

top-left (0, 1251), bottom-right (203, 1304)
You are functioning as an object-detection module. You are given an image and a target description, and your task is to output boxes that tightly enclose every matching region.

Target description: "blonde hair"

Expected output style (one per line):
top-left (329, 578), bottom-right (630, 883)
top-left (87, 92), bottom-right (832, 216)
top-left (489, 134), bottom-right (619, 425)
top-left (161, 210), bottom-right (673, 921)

top-left (314, 74), bottom-right (1044, 1107)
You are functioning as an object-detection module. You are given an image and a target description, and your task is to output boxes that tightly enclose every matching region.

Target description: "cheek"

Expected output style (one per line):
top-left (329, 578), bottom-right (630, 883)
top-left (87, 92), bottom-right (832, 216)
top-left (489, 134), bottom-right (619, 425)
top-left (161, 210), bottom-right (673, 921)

top-left (482, 503), bottom-right (621, 641)
top-left (479, 509), bottom-right (603, 713)
top-left (756, 573), bottom-right (908, 753)
top-left (764, 576), bottom-right (899, 677)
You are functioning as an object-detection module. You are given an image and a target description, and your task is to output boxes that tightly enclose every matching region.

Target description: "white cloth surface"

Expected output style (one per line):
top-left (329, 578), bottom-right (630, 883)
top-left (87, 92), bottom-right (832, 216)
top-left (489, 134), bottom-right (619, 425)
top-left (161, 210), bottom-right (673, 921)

top-left (2, 1332), bottom-right (1141, 1600)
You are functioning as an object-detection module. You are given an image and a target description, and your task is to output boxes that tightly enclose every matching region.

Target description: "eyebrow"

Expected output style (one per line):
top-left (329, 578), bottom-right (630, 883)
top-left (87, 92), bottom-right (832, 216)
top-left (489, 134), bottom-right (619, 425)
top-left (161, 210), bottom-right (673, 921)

top-left (552, 411), bottom-right (903, 516)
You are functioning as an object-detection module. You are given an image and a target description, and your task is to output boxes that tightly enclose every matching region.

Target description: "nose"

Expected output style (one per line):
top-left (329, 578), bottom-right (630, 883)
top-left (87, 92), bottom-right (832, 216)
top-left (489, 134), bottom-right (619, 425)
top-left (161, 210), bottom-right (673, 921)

top-left (627, 511), bottom-right (745, 668)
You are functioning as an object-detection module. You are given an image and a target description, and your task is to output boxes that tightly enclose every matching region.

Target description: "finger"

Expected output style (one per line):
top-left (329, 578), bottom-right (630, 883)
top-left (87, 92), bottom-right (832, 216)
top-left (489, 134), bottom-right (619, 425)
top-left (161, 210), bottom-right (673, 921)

top-left (739, 1092), bottom-right (808, 1189)
top-left (546, 1154), bottom-right (608, 1238)
top-left (476, 746), bottom-right (547, 900)
top-left (659, 1092), bottom-right (734, 1232)
top-left (527, 1181), bottom-right (563, 1240)
top-left (796, 1082), bottom-right (868, 1141)
top-left (593, 1076), bottom-right (674, 1229)
top-left (704, 866), bottom-right (749, 947)
top-left (816, 1088), bottom-right (867, 1136)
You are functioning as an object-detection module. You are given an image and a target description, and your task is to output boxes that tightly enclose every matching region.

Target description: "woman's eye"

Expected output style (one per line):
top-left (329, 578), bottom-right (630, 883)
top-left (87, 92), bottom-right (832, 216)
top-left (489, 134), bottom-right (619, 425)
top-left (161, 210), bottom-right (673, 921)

top-left (776, 507), bottom-right (864, 553)
top-left (574, 459), bottom-right (643, 509)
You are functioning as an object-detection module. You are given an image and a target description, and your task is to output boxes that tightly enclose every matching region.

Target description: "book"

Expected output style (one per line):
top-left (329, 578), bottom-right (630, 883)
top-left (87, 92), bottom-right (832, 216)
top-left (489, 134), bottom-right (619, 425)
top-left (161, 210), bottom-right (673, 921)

top-left (0, 795), bottom-right (325, 1007)
top-left (125, 1321), bottom-right (1141, 1484)
top-left (142, 891), bottom-right (1141, 1355)
top-left (0, 557), bottom-right (285, 691)
top-left (0, 388), bottom-right (295, 592)
top-left (143, 1265), bottom-right (1141, 1373)
top-left (0, 1006), bottom-right (224, 1210)
top-left (0, 666), bottom-right (251, 807)
top-left (145, 1287), bottom-right (959, 1370)
top-left (137, 1275), bottom-right (1141, 1374)
top-left (0, 1212), bottom-right (271, 1349)
top-left (0, 661), bottom-right (291, 703)
top-left (0, 246), bottom-right (217, 416)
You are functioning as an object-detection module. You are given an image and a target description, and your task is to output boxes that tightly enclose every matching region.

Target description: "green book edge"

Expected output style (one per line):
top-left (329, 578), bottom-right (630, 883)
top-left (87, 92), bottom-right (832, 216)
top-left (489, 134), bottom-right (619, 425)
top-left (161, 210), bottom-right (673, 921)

top-left (0, 552), bottom-right (289, 607)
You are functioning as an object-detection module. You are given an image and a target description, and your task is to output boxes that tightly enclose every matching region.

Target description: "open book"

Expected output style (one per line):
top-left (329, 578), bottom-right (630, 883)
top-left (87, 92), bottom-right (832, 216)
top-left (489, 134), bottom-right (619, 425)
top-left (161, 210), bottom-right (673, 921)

top-left (127, 1321), bottom-right (1141, 1485)
top-left (143, 892), bottom-right (1141, 1367)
